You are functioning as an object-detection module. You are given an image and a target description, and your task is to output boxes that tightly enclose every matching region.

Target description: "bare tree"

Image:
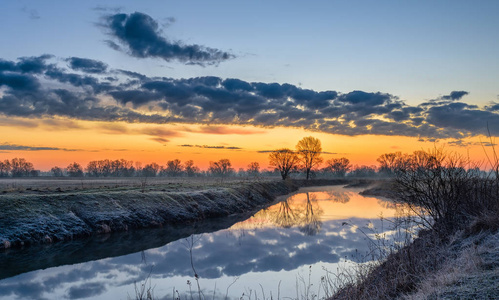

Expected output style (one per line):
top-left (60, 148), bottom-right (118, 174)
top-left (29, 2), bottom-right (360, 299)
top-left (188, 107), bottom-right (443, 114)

top-left (269, 148), bottom-right (299, 180)
top-left (10, 158), bottom-right (35, 177)
top-left (184, 160), bottom-right (199, 177)
top-left (325, 157), bottom-right (351, 177)
top-left (0, 160), bottom-right (11, 177)
top-left (247, 162), bottom-right (260, 177)
top-left (165, 159), bottom-right (183, 177)
top-left (50, 166), bottom-right (64, 177)
top-left (377, 152), bottom-right (411, 176)
top-left (296, 136), bottom-right (323, 180)
top-left (208, 159), bottom-right (234, 177)
top-left (67, 162), bottom-right (84, 177)
top-left (349, 165), bottom-right (377, 177)
top-left (142, 163), bottom-right (160, 177)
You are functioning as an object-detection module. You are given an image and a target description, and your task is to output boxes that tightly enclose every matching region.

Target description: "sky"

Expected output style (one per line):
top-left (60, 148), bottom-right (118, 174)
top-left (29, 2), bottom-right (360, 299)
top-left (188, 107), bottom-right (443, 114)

top-left (1, 0), bottom-right (499, 171)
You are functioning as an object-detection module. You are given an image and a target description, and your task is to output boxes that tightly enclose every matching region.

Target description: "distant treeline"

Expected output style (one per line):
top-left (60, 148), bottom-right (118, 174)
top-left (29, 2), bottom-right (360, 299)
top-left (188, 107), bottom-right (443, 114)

top-left (0, 154), bottom-right (411, 179)
top-left (2, 137), bottom-right (481, 179)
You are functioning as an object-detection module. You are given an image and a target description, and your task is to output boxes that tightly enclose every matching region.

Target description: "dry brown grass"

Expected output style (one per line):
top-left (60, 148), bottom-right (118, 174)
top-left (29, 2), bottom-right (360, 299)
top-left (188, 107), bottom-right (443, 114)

top-left (402, 231), bottom-right (499, 300)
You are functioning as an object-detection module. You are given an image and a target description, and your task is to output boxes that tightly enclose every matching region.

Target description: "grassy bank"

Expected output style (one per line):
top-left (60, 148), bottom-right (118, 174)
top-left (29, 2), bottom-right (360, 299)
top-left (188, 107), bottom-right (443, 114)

top-left (0, 177), bottom-right (351, 250)
top-left (331, 150), bottom-right (499, 299)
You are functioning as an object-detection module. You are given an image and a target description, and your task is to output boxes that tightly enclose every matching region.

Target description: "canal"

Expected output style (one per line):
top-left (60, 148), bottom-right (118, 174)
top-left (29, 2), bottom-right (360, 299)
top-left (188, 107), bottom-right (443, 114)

top-left (0, 185), bottom-right (410, 300)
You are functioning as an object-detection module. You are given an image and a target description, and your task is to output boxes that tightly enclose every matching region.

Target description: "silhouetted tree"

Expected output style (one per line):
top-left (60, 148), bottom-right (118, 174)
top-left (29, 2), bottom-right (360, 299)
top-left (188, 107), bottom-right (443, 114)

top-left (112, 159), bottom-right (135, 176)
top-left (209, 159), bottom-right (234, 177)
top-left (86, 159), bottom-right (135, 177)
top-left (296, 136), bottom-right (323, 180)
top-left (237, 168), bottom-right (246, 177)
top-left (349, 165), bottom-right (377, 177)
top-left (325, 157), bottom-right (351, 177)
top-left (50, 166), bottom-right (64, 177)
top-left (247, 162), bottom-right (260, 177)
top-left (142, 163), bottom-right (160, 177)
top-left (67, 162), bottom-right (84, 177)
top-left (86, 161), bottom-right (99, 177)
top-left (0, 160), bottom-right (11, 177)
top-left (10, 158), bottom-right (34, 177)
top-left (377, 152), bottom-right (411, 176)
top-left (165, 159), bottom-right (183, 176)
top-left (269, 148), bottom-right (299, 180)
top-left (184, 160), bottom-right (199, 177)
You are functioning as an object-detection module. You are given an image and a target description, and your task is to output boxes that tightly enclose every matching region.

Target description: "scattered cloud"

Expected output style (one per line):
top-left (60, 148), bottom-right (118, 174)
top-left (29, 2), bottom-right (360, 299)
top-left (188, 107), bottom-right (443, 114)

top-left (41, 119), bottom-right (85, 130)
top-left (97, 124), bottom-right (181, 142)
top-left (0, 117), bottom-right (38, 128)
top-left (150, 137), bottom-right (169, 144)
top-left (138, 127), bottom-right (179, 138)
top-left (447, 139), bottom-right (497, 147)
top-left (97, 123), bottom-right (130, 134)
top-left (100, 12), bottom-right (234, 66)
top-left (180, 144), bottom-right (243, 150)
top-left (92, 5), bottom-right (122, 13)
top-left (257, 150), bottom-right (336, 154)
top-left (0, 143), bottom-right (78, 151)
top-left (186, 126), bottom-right (265, 135)
top-left (21, 6), bottom-right (40, 20)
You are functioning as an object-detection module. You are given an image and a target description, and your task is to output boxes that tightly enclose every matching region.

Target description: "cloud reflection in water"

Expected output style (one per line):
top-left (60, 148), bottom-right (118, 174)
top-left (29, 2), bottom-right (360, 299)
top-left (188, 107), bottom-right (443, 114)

top-left (0, 186), bottom-right (408, 300)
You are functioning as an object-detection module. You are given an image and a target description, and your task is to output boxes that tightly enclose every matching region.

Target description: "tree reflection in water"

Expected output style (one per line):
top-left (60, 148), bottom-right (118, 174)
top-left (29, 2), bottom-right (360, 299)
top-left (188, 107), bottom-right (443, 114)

top-left (270, 192), bottom-right (324, 236)
top-left (326, 190), bottom-right (350, 204)
top-left (299, 192), bottom-right (323, 236)
top-left (272, 199), bottom-right (299, 228)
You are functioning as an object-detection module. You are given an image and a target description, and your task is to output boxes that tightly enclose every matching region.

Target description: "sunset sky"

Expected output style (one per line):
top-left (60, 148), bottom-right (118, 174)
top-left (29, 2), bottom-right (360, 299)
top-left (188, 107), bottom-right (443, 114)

top-left (1, 0), bottom-right (499, 171)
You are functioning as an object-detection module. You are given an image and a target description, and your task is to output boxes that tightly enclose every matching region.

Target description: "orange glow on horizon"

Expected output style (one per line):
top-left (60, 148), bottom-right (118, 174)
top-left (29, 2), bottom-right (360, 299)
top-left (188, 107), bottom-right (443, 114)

top-left (0, 117), bottom-right (495, 171)
top-left (229, 187), bottom-right (407, 231)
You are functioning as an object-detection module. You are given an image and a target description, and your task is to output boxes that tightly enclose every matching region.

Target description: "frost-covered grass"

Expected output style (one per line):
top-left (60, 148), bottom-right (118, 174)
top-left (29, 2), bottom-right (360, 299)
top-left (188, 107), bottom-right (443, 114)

top-left (0, 179), bottom-right (304, 249)
top-left (0, 178), bottom-right (356, 250)
top-left (0, 176), bottom-right (279, 195)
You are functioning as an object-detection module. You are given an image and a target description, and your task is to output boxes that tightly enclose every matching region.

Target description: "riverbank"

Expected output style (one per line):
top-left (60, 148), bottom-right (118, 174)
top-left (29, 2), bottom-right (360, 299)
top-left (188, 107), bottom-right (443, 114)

top-left (331, 180), bottom-right (499, 300)
top-left (0, 177), bottom-right (352, 250)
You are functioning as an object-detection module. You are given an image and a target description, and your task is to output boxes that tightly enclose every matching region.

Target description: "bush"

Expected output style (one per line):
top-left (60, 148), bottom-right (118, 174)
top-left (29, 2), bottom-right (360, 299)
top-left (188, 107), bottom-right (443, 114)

top-left (395, 148), bottom-right (499, 234)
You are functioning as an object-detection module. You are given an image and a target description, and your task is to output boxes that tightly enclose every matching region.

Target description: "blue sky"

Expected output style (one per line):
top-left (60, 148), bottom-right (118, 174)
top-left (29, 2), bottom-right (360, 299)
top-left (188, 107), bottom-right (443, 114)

top-left (2, 0), bottom-right (498, 105)
top-left (2, 0), bottom-right (499, 167)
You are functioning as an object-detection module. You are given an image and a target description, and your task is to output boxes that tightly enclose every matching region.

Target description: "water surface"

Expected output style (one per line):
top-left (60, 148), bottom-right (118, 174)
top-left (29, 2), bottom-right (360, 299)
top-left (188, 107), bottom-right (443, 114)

top-left (0, 185), bottom-right (408, 300)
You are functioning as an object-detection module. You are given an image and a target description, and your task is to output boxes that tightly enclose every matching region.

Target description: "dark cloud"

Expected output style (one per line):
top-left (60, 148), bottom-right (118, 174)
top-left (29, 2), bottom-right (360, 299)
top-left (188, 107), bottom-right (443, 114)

top-left (337, 90), bottom-right (391, 106)
top-left (102, 12), bottom-right (234, 66)
top-left (17, 55), bottom-right (53, 74)
top-left (442, 91), bottom-right (469, 101)
top-left (0, 72), bottom-right (40, 91)
top-left (425, 101), bottom-right (499, 136)
top-left (0, 143), bottom-right (78, 151)
top-left (67, 57), bottom-right (108, 74)
top-left (0, 56), bottom-right (496, 139)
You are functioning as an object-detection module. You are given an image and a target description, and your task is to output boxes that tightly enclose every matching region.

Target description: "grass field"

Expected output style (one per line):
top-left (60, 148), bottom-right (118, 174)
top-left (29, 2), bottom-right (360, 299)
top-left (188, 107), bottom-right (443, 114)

top-left (0, 176), bottom-right (279, 195)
